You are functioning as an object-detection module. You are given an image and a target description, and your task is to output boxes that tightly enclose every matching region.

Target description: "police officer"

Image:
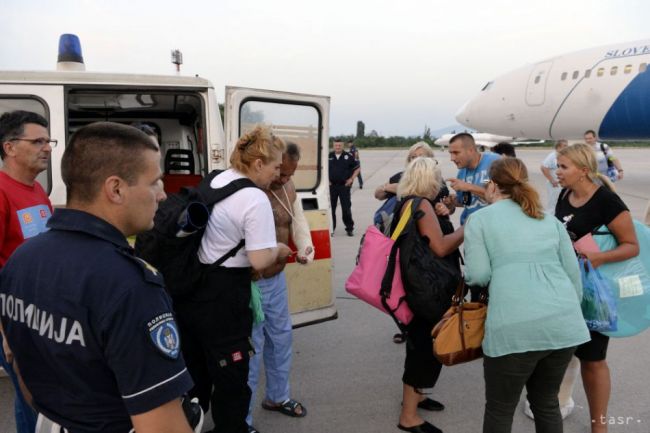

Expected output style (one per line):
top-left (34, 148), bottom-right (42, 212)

top-left (0, 122), bottom-right (194, 433)
top-left (329, 140), bottom-right (359, 236)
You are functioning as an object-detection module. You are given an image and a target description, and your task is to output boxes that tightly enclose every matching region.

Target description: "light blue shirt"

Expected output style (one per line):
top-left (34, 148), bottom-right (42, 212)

top-left (464, 199), bottom-right (590, 357)
top-left (456, 152), bottom-right (500, 225)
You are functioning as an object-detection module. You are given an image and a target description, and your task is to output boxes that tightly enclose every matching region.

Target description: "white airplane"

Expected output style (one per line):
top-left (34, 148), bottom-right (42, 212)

top-left (434, 132), bottom-right (520, 149)
top-left (456, 39), bottom-right (650, 140)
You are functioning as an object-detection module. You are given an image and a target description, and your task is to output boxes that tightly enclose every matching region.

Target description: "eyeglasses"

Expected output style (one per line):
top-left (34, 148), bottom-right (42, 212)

top-left (9, 137), bottom-right (58, 147)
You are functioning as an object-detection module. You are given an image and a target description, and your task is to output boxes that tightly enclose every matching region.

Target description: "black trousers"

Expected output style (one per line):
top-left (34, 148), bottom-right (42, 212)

top-left (175, 266), bottom-right (253, 433)
top-left (403, 316), bottom-right (442, 389)
top-left (330, 184), bottom-right (354, 231)
top-left (483, 346), bottom-right (576, 433)
top-left (357, 170), bottom-right (363, 187)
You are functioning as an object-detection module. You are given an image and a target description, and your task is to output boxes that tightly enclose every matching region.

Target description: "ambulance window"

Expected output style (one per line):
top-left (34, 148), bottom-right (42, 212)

top-left (640, 63), bottom-right (647, 73)
top-left (584, 69), bottom-right (591, 78)
top-left (66, 89), bottom-right (206, 183)
top-left (561, 72), bottom-right (567, 81)
top-left (534, 75), bottom-right (541, 84)
top-left (610, 66), bottom-right (618, 76)
top-left (624, 64), bottom-right (632, 74)
top-left (0, 97), bottom-right (51, 193)
top-left (597, 68), bottom-right (605, 77)
top-left (239, 100), bottom-right (321, 191)
top-left (572, 70), bottom-right (579, 80)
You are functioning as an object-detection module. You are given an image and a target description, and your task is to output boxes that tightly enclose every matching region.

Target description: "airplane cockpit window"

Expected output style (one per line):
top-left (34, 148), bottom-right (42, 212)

top-left (572, 71), bottom-right (579, 80)
top-left (597, 68), bottom-right (605, 77)
top-left (640, 63), bottom-right (647, 73)
top-left (0, 97), bottom-right (51, 193)
top-left (481, 81), bottom-right (494, 91)
top-left (585, 69), bottom-right (592, 78)
top-left (624, 65), bottom-right (632, 74)
top-left (610, 66), bottom-right (618, 76)
top-left (561, 72), bottom-right (567, 81)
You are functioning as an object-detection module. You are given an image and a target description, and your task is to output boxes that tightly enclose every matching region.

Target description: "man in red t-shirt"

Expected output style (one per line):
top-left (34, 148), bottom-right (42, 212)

top-left (0, 110), bottom-right (54, 433)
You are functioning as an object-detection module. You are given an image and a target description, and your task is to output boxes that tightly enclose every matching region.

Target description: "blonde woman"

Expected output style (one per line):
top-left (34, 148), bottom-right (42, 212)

top-left (175, 125), bottom-right (292, 433)
top-left (555, 143), bottom-right (638, 433)
top-left (394, 157), bottom-right (464, 433)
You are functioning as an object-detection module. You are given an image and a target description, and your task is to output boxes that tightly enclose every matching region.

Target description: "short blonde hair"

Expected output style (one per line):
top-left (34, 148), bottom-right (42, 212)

top-left (230, 125), bottom-right (285, 174)
top-left (406, 141), bottom-right (435, 164)
top-left (397, 157), bottom-right (442, 200)
top-left (558, 143), bottom-right (615, 192)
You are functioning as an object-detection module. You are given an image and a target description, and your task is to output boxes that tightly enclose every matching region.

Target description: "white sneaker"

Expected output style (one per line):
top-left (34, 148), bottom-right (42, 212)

top-left (0, 367), bottom-right (8, 378)
top-left (524, 397), bottom-right (575, 420)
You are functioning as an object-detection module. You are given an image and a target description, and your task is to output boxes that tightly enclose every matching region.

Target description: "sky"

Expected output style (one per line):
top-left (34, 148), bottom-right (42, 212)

top-left (1, 0), bottom-right (649, 136)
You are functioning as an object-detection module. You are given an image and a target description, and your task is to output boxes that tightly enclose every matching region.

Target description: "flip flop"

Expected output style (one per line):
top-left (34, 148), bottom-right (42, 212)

top-left (261, 399), bottom-right (307, 418)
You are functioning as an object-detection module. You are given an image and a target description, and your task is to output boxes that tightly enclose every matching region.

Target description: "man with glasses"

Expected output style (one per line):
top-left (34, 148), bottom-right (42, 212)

top-left (0, 110), bottom-right (55, 433)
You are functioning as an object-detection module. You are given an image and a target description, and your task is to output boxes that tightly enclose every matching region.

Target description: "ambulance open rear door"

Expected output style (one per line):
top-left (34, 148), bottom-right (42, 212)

top-left (224, 86), bottom-right (336, 327)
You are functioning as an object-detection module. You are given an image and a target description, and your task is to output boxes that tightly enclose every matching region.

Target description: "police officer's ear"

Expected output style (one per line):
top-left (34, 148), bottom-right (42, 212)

top-left (104, 175), bottom-right (128, 204)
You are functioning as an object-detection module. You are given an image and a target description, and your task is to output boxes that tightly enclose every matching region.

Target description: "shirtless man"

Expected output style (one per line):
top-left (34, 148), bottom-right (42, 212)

top-left (247, 143), bottom-right (314, 433)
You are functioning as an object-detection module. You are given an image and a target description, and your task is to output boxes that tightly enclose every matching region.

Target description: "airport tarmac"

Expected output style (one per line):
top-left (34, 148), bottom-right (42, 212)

top-left (1, 148), bottom-right (649, 433)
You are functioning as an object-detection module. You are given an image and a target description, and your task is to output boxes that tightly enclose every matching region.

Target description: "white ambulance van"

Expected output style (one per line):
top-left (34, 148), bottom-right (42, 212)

top-left (0, 35), bottom-right (336, 327)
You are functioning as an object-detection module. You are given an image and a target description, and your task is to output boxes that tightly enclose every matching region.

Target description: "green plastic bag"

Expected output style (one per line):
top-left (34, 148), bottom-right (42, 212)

top-left (250, 281), bottom-right (265, 325)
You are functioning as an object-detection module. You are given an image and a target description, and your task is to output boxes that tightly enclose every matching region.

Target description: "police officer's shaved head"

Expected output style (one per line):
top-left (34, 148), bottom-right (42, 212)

top-left (62, 122), bottom-right (159, 204)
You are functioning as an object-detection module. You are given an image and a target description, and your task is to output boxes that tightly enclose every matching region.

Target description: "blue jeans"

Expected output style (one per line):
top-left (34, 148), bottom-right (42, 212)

top-left (1, 334), bottom-right (37, 433)
top-left (247, 272), bottom-right (293, 425)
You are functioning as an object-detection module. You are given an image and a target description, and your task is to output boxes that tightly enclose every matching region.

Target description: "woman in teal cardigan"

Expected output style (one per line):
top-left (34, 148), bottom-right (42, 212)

top-left (464, 158), bottom-right (590, 433)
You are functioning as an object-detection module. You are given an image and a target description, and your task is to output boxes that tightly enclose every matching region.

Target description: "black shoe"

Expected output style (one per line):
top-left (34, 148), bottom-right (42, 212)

top-left (346, 230), bottom-right (354, 237)
top-left (248, 426), bottom-right (261, 433)
top-left (397, 421), bottom-right (442, 433)
top-left (331, 231), bottom-right (335, 237)
top-left (393, 333), bottom-right (406, 344)
top-left (417, 398), bottom-right (445, 411)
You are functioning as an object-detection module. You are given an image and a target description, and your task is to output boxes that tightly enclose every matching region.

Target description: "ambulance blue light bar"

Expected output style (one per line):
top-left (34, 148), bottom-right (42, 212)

top-left (57, 34), bottom-right (84, 64)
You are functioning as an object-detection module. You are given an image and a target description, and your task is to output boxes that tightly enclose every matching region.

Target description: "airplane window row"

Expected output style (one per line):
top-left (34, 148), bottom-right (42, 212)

top-left (555, 63), bottom-right (648, 82)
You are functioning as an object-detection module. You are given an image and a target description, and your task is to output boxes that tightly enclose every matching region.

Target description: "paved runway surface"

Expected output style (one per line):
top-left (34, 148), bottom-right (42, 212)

top-left (1, 148), bottom-right (649, 433)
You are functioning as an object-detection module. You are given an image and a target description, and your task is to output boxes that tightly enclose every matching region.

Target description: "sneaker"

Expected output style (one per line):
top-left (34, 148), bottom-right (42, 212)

top-left (346, 230), bottom-right (354, 237)
top-left (248, 426), bottom-right (261, 433)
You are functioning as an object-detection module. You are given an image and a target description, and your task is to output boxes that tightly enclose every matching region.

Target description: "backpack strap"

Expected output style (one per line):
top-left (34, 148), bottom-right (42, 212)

top-left (198, 171), bottom-right (259, 266)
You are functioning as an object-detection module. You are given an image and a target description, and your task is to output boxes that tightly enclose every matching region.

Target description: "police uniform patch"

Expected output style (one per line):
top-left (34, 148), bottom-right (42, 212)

top-left (147, 313), bottom-right (181, 359)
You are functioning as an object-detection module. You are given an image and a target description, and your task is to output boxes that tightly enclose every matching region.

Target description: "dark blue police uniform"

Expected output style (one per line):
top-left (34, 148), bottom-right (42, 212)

top-left (329, 150), bottom-right (359, 234)
top-left (0, 209), bottom-right (193, 433)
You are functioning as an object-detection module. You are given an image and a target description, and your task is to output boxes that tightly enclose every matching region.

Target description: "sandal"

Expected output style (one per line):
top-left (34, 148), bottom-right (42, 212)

top-left (261, 399), bottom-right (307, 418)
top-left (393, 333), bottom-right (406, 344)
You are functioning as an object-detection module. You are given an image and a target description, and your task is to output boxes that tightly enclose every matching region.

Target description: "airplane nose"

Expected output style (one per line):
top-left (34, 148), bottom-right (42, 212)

top-left (455, 100), bottom-right (471, 126)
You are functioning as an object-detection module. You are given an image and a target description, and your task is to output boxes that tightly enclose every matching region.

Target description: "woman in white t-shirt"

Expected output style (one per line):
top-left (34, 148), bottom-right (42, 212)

top-left (540, 139), bottom-right (568, 214)
top-left (176, 125), bottom-right (292, 433)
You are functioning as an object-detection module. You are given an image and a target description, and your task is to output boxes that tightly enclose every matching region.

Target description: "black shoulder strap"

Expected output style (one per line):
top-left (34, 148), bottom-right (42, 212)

top-left (198, 171), bottom-right (258, 207)
top-left (197, 170), bottom-right (258, 266)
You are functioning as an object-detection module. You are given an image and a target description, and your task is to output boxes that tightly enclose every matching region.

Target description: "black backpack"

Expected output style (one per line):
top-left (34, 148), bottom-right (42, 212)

top-left (391, 197), bottom-right (463, 324)
top-left (135, 170), bottom-right (257, 299)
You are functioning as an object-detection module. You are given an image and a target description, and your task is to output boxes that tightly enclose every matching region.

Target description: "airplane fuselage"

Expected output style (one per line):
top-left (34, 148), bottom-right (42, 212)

top-left (456, 40), bottom-right (650, 140)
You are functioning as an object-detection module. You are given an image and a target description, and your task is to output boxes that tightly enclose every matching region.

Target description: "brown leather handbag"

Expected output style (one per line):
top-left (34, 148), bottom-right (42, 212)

top-left (431, 281), bottom-right (487, 366)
